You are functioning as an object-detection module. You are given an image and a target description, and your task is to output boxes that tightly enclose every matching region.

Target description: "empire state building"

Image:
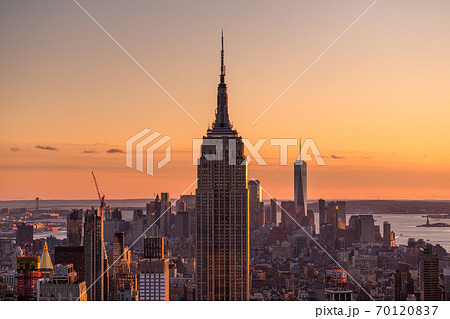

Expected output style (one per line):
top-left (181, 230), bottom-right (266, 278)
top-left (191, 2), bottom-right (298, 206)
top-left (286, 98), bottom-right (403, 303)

top-left (195, 34), bottom-right (249, 301)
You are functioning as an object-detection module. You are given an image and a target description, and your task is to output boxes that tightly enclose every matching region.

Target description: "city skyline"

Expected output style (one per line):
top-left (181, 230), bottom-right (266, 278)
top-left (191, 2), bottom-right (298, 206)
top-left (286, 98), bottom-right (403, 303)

top-left (2, 0), bottom-right (450, 200)
top-left (1, 0), bottom-right (450, 309)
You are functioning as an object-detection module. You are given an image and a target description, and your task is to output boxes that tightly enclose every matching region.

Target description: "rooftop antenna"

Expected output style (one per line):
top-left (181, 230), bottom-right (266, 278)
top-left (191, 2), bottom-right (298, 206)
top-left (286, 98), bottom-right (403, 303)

top-left (220, 29), bottom-right (225, 83)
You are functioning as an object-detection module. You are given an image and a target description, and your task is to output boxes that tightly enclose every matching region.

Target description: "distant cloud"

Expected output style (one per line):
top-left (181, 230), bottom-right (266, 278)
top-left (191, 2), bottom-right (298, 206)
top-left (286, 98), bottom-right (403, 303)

top-left (10, 147), bottom-right (22, 152)
top-left (107, 148), bottom-right (125, 154)
top-left (331, 154), bottom-right (346, 159)
top-left (35, 145), bottom-right (59, 151)
top-left (83, 150), bottom-right (99, 154)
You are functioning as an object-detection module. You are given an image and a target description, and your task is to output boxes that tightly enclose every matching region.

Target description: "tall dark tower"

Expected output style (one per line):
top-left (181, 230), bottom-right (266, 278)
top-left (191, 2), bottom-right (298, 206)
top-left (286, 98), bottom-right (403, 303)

top-left (419, 244), bottom-right (441, 301)
top-left (294, 144), bottom-right (307, 219)
top-left (83, 208), bottom-right (104, 301)
top-left (195, 33), bottom-right (249, 301)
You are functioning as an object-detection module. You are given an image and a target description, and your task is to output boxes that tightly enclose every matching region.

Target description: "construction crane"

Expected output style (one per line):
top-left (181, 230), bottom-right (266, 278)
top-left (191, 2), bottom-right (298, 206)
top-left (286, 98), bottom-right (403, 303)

top-left (91, 171), bottom-right (106, 214)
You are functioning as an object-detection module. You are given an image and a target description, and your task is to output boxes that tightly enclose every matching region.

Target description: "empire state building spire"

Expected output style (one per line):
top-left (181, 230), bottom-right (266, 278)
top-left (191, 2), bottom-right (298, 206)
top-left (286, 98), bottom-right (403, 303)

top-left (220, 30), bottom-right (225, 84)
top-left (209, 31), bottom-right (235, 136)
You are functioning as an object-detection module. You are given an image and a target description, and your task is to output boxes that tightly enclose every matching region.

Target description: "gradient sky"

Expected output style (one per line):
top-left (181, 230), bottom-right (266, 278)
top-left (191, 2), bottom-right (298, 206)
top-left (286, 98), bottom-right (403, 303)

top-left (1, 0), bottom-right (450, 200)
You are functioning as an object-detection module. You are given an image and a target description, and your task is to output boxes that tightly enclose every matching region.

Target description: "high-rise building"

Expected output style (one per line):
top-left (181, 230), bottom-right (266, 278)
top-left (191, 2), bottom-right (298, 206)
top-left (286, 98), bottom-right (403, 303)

top-left (144, 237), bottom-right (164, 259)
top-left (444, 268), bottom-right (450, 301)
top-left (112, 233), bottom-right (130, 278)
top-left (83, 208), bottom-right (104, 301)
top-left (147, 194), bottom-right (161, 227)
top-left (139, 258), bottom-right (169, 301)
top-left (336, 201), bottom-right (346, 231)
top-left (280, 201), bottom-right (296, 232)
top-left (383, 221), bottom-right (392, 246)
top-left (419, 244), bottom-right (441, 301)
top-left (318, 199), bottom-right (326, 228)
top-left (325, 202), bottom-right (337, 231)
top-left (115, 260), bottom-right (138, 301)
top-left (54, 246), bottom-right (85, 282)
top-left (359, 215), bottom-right (375, 243)
top-left (394, 262), bottom-right (414, 301)
top-left (383, 221), bottom-right (390, 242)
top-left (110, 233), bottom-right (132, 301)
top-left (104, 210), bottom-right (127, 244)
top-left (67, 209), bottom-right (83, 246)
top-left (249, 180), bottom-right (264, 230)
top-left (16, 222), bottom-right (33, 247)
top-left (175, 211), bottom-right (190, 238)
top-left (348, 215), bottom-right (375, 243)
top-left (132, 209), bottom-right (147, 249)
top-left (16, 256), bottom-right (41, 300)
top-left (294, 150), bottom-right (307, 219)
top-left (177, 194), bottom-right (196, 212)
top-left (112, 233), bottom-right (124, 273)
top-left (195, 34), bottom-right (249, 301)
top-left (268, 198), bottom-right (278, 225)
top-left (160, 192), bottom-right (172, 236)
top-left (307, 210), bottom-right (316, 235)
top-left (103, 245), bottom-right (109, 301)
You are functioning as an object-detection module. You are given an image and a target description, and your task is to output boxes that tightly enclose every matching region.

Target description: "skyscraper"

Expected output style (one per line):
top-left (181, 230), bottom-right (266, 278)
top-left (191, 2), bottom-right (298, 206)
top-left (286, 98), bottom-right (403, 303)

top-left (394, 262), bottom-right (414, 301)
top-left (16, 256), bottom-right (41, 300)
top-left (419, 244), bottom-right (441, 301)
top-left (111, 233), bottom-right (132, 301)
top-left (144, 237), bottom-right (164, 259)
top-left (54, 246), bottom-right (85, 282)
top-left (83, 208), bottom-right (104, 301)
top-left (160, 192), bottom-right (172, 236)
top-left (139, 236), bottom-right (168, 301)
top-left (336, 201), bottom-right (346, 231)
top-left (269, 198), bottom-right (278, 225)
top-left (383, 221), bottom-right (391, 246)
top-left (16, 222), bottom-right (33, 247)
top-left (139, 258), bottom-right (169, 301)
top-left (280, 200), bottom-right (296, 232)
top-left (248, 180), bottom-right (264, 230)
top-left (112, 233), bottom-right (128, 278)
top-left (360, 215), bottom-right (375, 243)
top-left (294, 150), bottom-right (307, 220)
top-left (318, 199), bottom-right (326, 228)
top-left (326, 202), bottom-right (338, 231)
top-left (67, 209), bottom-right (83, 246)
top-left (195, 33), bottom-right (249, 301)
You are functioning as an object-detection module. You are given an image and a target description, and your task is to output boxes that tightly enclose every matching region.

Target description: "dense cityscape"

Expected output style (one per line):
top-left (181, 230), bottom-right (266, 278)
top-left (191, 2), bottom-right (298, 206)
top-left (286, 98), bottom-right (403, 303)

top-left (1, 36), bottom-right (449, 302)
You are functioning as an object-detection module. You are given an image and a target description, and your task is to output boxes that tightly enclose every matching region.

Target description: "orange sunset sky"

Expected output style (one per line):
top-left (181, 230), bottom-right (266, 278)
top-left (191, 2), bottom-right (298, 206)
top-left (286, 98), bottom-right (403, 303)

top-left (1, 0), bottom-right (450, 201)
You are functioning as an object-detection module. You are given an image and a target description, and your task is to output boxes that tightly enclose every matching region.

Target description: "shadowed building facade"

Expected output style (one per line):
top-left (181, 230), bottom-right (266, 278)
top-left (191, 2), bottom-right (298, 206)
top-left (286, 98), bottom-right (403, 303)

top-left (83, 208), bottom-right (104, 301)
top-left (419, 244), bottom-right (441, 301)
top-left (195, 33), bottom-right (249, 301)
top-left (249, 180), bottom-right (264, 230)
top-left (294, 152), bottom-right (307, 219)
